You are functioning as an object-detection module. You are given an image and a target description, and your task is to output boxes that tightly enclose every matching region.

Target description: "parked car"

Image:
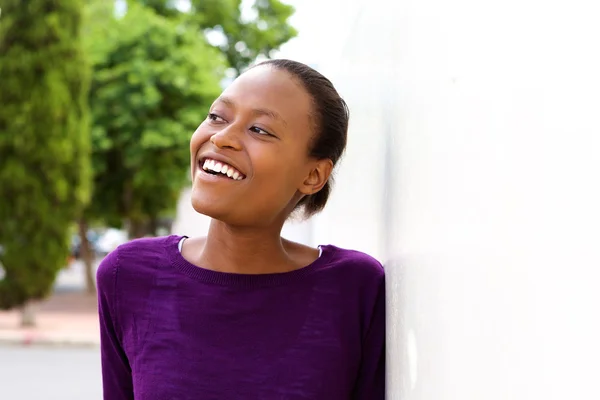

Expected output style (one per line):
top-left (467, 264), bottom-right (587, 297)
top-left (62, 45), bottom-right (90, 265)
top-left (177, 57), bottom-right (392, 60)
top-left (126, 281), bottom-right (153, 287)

top-left (94, 228), bottom-right (128, 256)
top-left (69, 230), bottom-right (99, 260)
top-left (69, 228), bottom-right (127, 260)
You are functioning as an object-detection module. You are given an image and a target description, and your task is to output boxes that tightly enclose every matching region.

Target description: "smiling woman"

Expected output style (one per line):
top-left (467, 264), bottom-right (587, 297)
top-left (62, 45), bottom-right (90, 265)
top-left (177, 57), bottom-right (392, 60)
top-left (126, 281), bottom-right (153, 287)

top-left (96, 59), bottom-right (385, 400)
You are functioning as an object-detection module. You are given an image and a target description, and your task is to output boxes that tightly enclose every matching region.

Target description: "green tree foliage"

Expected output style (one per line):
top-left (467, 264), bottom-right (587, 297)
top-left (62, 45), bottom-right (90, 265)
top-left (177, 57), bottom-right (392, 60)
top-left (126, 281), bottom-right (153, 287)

top-left (84, 2), bottom-right (225, 237)
top-left (0, 0), bottom-right (91, 310)
top-left (138, 0), bottom-right (298, 74)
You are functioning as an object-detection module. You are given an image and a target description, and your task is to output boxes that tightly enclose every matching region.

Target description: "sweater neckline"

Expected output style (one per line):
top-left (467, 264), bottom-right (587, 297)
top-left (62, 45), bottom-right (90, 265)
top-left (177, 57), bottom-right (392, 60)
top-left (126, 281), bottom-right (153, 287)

top-left (165, 235), bottom-right (335, 287)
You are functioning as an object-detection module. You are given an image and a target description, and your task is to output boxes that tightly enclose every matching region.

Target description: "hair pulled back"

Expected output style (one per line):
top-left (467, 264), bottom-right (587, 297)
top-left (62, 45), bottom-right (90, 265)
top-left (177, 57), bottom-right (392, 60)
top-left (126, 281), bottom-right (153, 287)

top-left (254, 59), bottom-right (349, 217)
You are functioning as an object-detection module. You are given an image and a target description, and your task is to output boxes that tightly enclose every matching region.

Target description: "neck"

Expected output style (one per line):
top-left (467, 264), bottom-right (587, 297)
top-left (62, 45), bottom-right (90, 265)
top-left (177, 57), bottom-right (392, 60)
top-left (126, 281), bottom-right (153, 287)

top-left (198, 218), bottom-right (294, 274)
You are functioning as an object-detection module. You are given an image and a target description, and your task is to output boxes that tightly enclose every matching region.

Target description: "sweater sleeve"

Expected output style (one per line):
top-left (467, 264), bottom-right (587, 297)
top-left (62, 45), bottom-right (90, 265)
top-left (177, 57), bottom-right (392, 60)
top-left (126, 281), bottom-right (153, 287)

top-left (96, 248), bottom-right (134, 400)
top-left (352, 274), bottom-right (386, 399)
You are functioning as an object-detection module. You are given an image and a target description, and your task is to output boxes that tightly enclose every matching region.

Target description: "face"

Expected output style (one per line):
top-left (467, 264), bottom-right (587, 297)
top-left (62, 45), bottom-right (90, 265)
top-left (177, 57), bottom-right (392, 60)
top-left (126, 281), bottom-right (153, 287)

top-left (189, 66), bottom-right (332, 227)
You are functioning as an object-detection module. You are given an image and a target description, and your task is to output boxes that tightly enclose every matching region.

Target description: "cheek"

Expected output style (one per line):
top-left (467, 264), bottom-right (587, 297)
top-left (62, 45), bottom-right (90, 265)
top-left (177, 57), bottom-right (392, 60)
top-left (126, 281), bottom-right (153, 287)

top-left (189, 124), bottom-right (212, 178)
top-left (190, 124), bottom-right (206, 153)
top-left (251, 152), bottom-right (307, 196)
top-left (190, 123), bottom-right (213, 160)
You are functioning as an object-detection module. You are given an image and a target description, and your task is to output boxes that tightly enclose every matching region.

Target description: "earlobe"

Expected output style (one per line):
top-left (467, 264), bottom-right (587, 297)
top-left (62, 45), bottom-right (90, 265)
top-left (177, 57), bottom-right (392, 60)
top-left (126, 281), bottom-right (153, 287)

top-left (299, 159), bottom-right (333, 195)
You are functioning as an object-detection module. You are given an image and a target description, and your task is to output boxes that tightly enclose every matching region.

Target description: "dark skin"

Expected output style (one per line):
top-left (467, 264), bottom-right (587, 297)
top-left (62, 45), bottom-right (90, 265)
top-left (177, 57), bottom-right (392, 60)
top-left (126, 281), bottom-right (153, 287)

top-left (183, 65), bottom-right (334, 274)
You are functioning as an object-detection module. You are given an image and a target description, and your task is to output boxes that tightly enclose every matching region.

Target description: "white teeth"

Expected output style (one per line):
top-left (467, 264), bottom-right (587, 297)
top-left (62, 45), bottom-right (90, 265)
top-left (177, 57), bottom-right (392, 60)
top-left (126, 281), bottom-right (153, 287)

top-left (201, 158), bottom-right (244, 180)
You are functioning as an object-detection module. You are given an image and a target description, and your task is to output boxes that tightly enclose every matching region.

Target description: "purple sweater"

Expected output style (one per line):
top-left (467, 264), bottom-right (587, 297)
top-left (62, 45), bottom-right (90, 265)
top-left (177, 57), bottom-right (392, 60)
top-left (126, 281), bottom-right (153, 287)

top-left (97, 235), bottom-right (385, 400)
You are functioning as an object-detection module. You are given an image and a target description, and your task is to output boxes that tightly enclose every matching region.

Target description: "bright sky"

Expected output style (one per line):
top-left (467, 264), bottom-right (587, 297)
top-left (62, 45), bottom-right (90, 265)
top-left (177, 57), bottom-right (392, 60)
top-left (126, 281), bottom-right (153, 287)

top-left (179, 0), bottom-right (350, 65)
top-left (273, 0), bottom-right (346, 65)
top-left (130, 0), bottom-right (350, 67)
top-left (271, 0), bottom-right (316, 61)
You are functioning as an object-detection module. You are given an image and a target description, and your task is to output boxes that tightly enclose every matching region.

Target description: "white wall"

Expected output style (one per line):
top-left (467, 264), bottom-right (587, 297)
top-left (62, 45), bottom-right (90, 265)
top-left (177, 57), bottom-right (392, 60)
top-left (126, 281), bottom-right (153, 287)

top-left (315, 0), bottom-right (600, 398)
top-left (357, 1), bottom-right (596, 399)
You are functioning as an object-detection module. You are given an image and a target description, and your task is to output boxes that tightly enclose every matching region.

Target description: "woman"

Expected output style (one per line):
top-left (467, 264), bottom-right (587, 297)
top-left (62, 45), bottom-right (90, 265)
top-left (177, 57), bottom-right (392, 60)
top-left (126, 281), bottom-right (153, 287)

top-left (97, 59), bottom-right (385, 399)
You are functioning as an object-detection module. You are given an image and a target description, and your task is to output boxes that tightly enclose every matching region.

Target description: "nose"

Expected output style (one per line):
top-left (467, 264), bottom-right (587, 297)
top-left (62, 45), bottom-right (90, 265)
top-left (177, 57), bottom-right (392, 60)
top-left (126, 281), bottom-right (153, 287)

top-left (209, 125), bottom-right (243, 151)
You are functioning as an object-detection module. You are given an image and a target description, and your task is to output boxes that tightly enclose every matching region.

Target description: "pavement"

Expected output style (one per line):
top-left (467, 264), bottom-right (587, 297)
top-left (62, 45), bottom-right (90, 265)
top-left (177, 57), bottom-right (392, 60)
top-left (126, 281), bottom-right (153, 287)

top-left (0, 345), bottom-right (102, 399)
top-left (0, 259), bottom-right (101, 348)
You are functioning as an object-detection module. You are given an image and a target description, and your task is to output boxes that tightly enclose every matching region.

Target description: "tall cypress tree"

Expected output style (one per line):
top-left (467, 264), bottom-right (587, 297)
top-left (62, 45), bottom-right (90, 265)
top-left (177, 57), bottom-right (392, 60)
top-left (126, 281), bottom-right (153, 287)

top-left (0, 0), bottom-right (91, 313)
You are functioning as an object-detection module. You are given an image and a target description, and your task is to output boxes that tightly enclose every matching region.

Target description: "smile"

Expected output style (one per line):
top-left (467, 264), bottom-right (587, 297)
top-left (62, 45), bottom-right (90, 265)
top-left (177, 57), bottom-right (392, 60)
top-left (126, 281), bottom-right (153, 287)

top-left (200, 158), bottom-right (245, 180)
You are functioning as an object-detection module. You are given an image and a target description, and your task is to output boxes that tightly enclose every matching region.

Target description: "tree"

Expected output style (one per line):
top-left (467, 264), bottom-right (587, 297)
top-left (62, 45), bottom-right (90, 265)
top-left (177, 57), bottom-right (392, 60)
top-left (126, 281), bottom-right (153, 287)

top-left (84, 2), bottom-right (225, 238)
top-left (0, 0), bottom-right (91, 318)
top-left (138, 0), bottom-right (298, 75)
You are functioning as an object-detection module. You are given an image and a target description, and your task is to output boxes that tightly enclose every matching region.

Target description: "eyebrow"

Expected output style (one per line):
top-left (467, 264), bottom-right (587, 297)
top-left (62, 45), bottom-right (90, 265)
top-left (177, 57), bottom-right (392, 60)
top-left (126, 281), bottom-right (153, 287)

top-left (216, 96), bottom-right (288, 126)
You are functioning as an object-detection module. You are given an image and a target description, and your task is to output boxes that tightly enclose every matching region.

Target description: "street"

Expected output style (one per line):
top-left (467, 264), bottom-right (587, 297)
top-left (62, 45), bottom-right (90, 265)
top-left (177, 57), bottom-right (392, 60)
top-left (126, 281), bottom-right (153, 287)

top-left (0, 345), bottom-right (102, 399)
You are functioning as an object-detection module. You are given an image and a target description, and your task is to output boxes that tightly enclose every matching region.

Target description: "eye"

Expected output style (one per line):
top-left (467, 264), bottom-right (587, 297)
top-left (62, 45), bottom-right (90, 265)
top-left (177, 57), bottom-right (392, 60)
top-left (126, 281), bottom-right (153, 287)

top-left (249, 126), bottom-right (273, 136)
top-left (207, 112), bottom-right (226, 123)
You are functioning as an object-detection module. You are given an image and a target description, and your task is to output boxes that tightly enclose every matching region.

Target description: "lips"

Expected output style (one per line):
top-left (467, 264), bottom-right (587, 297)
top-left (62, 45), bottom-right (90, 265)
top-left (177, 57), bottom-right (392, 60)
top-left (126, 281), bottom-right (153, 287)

top-left (200, 158), bottom-right (246, 180)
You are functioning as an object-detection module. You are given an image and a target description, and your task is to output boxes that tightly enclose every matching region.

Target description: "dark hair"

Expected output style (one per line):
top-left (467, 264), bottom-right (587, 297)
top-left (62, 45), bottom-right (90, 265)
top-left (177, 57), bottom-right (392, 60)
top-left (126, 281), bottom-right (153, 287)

top-left (253, 59), bottom-right (349, 217)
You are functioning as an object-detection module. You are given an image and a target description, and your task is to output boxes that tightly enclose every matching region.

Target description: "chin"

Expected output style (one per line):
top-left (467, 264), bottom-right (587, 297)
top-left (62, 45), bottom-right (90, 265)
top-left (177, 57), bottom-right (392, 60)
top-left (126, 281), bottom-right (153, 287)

top-left (190, 189), bottom-right (245, 227)
top-left (190, 195), bottom-right (274, 228)
top-left (190, 190), bottom-right (224, 219)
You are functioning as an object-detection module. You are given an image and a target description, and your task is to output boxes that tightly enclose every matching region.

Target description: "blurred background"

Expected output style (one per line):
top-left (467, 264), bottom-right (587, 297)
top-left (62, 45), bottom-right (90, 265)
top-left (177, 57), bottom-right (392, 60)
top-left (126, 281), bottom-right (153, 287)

top-left (1, 0), bottom-right (600, 399)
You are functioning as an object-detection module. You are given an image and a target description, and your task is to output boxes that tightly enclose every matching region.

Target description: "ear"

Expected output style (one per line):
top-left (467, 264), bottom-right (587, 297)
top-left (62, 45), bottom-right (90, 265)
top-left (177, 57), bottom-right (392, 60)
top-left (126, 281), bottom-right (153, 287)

top-left (299, 159), bottom-right (334, 196)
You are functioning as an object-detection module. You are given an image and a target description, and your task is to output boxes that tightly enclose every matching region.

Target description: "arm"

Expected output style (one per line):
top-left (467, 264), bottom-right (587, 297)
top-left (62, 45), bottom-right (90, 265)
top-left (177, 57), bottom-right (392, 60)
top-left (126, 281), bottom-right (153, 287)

top-left (97, 249), bottom-right (134, 400)
top-left (352, 275), bottom-right (386, 399)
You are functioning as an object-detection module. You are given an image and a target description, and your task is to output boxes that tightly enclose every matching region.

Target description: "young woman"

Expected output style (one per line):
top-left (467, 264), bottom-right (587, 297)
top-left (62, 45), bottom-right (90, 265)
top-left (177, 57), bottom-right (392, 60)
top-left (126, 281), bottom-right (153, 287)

top-left (97, 59), bottom-right (385, 399)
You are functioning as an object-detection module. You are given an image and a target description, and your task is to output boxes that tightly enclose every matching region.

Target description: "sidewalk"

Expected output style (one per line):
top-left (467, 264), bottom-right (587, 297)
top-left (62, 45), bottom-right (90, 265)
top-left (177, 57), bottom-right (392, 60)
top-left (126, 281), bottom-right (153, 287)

top-left (0, 291), bottom-right (100, 347)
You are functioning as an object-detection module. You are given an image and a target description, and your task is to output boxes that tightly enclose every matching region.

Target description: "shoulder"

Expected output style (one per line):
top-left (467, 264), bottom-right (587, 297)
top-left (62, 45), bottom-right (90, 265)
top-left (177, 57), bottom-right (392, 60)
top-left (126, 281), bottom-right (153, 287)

top-left (318, 244), bottom-right (385, 299)
top-left (321, 244), bottom-right (384, 281)
top-left (318, 246), bottom-right (385, 331)
top-left (96, 235), bottom-right (182, 289)
top-left (114, 234), bottom-right (178, 258)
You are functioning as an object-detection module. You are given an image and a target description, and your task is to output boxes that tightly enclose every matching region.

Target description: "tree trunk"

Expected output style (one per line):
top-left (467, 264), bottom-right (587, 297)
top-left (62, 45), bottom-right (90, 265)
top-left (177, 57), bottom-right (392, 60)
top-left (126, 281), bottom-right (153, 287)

top-left (78, 218), bottom-right (96, 295)
top-left (127, 215), bottom-right (152, 238)
top-left (20, 302), bottom-right (36, 327)
top-left (149, 216), bottom-right (158, 236)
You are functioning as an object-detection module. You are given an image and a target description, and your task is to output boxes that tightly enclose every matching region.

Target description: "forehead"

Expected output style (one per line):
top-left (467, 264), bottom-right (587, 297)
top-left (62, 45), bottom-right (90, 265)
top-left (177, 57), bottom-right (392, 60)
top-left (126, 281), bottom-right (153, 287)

top-left (219, 66), bottom-right (313, 128)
